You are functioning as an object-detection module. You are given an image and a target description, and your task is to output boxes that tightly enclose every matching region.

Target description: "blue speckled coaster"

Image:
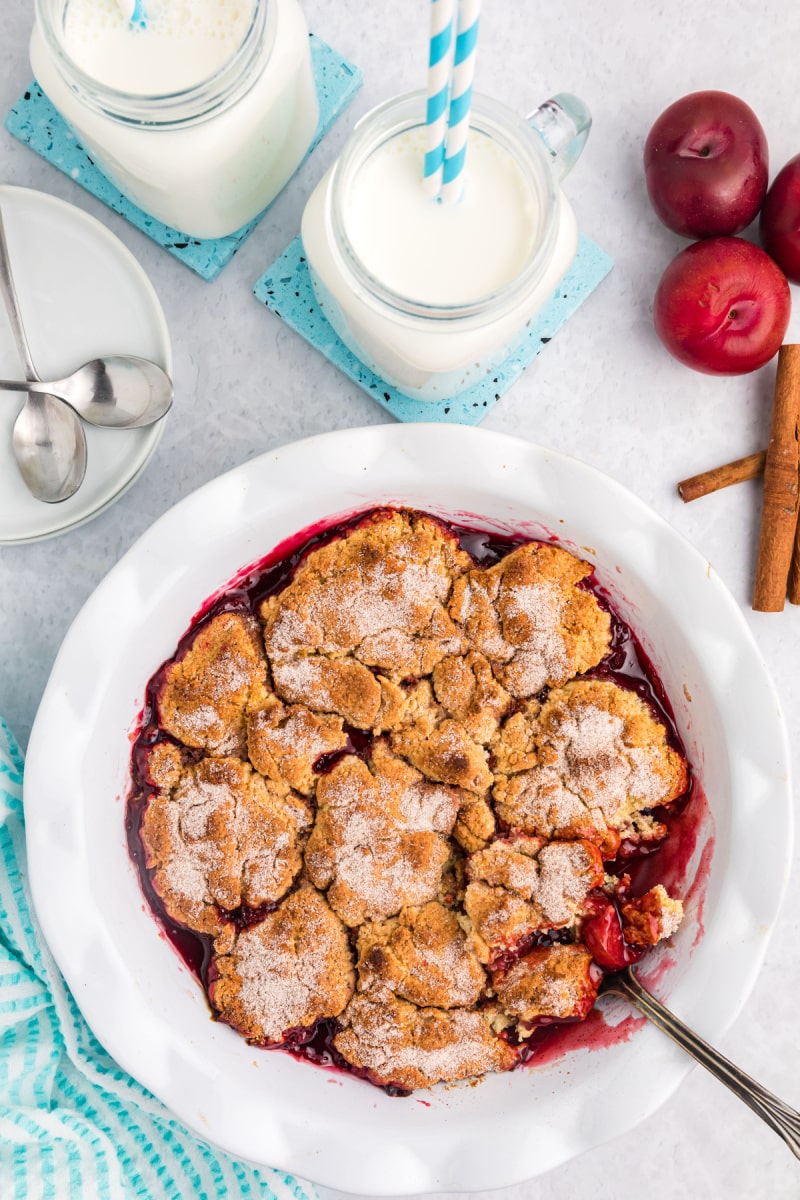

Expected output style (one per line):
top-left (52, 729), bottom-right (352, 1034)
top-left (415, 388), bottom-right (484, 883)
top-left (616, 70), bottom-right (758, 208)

top-left (254, 234), bottom-right (613, 424)
top-left (5, 36), bottom-right (361, 281)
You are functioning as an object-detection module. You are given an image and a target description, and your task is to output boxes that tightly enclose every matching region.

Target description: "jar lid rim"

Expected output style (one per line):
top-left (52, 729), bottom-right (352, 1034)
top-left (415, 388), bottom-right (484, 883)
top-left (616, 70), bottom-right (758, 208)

top-left (34, 0), bottom-right (270, 127)
top-left (327, 90), bottom-right (560, 323)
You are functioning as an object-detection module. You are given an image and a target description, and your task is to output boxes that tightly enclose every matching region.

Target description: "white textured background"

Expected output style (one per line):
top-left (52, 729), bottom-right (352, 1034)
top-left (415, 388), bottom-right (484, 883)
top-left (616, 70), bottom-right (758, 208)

top-left (0, 1), bottom-right (799, 1196)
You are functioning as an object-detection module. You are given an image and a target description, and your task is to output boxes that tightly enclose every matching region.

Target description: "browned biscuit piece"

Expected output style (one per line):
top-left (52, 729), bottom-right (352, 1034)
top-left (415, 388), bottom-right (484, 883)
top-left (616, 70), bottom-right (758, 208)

top-left (372, 677), bottom-right (412, 733)
top-left (449, 543), bottom-right (611, 699)
top-left (356, 901), bottom-right (485, 1008)
top-left (247, 695), bottom-right (348, 795)
top-left (144, 740), bottom-right (183, 790)
top-left (391, 718), bottom-right (493, 794)
top-left (463, 884), bottom-right (539, 963)
top-left (304, 744), bottom-right (464, 926)
top-left (374, 678), bottom-right (441, 736)
top-left (157, 612), bottom-right (268, 756)
top-left (262, 512), bottom-right (470, 728)
top-left (334, 992), bottom-right (516, 1091)
top-left (489, 704), bottom-right (541, 775)
top-left (464, 836), bottom-right (604, 962)
top-left (141, 756), bottom-right (312, 935)
top-left (493, 679), bottom-right (688, 856)
top-left (382, 676), bottom-right (496, 795)
top-left (264, 650), bottom-right (381, 731)
top-left (452, 797), bottom-right (496, 852)
top-left (492, 944), bottom-right (598, 1028)
top-left (210, 886), bottom-right (354, 1043)
top-left (431, 652), bottom-right (512, 743)
top-left (620, 884), bottom-right (683, 947)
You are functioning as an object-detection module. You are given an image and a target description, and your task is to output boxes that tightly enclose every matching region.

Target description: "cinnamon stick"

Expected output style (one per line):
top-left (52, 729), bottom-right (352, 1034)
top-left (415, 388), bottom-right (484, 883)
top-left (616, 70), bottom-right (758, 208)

top-left (788, 472), bottom-right (800, 605)
top-left (678, 451), bottom-right (766, 503)
top-left (752, 344), bottom-right (800, 613)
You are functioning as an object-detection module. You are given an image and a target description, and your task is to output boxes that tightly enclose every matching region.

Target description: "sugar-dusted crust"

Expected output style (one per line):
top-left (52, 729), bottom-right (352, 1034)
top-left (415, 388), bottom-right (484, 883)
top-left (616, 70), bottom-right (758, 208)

top-left (262, 511), bottom-right (471, 728)
top-left (158, 612), bottom-right (269, 756)
top-left (431, 652), bottom-right (513, 743)
top-left (356, 901), bottom-right (486, 1009)
top-left (141, 755), bottom-right (312, 934)
top-left (144, 740), bottom-right (184, 790)
top-left (334, 992), bottom-right (516, 1091)
top-left (247, 695), bottom-right (348, 795)
top-left (449, 543), bottom-right (611, 699)
top-left (488, 703), bottom-right (541, 775)
top-left (391, 717), bottom-right (494, 794)
top-left (376, 672), bottom-right (492, 795)
top-left (210, 886), bottom-right (354, 1043)
top-left (304, 743), bottom-right (464, 926)
top-left (387, 652), bottom-right (513, 795)
top-left (492, 943), bottom-right (598, 1027)
top-left (464, 836), bottom-right (604, 962)
top-left (493, 679), bottom-right (688, 856)
top-left (452, 796), bottom-right (496, 852)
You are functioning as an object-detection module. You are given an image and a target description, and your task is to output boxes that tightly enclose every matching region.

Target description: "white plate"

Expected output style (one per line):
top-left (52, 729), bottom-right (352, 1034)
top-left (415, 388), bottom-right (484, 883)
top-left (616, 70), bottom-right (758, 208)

top-left (0, 185), bottom-right (171, 544)
top-left (24, 425), bottom-right (792, 1194)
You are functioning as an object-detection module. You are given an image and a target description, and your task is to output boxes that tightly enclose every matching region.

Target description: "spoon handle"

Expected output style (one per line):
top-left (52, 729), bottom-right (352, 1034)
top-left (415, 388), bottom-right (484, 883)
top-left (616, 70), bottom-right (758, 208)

top-left (0, 207), bottom-right (40, 382)
top-left (609, 968), bottom-right (800, 1158)
top-left (0, 378), bottom-right (44, 394)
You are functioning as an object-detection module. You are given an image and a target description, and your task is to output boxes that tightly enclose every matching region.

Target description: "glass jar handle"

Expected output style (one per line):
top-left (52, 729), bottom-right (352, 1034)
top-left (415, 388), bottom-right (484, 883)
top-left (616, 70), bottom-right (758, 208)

top-left (527, 93), bottom-right (591, 181)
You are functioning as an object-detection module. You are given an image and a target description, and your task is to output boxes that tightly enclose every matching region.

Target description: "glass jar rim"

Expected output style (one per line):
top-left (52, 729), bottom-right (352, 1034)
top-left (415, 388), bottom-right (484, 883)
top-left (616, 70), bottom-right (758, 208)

top-left (327, 90), bottom-right (560, 323)
top-left (33, 0), bottom-right (271, 127)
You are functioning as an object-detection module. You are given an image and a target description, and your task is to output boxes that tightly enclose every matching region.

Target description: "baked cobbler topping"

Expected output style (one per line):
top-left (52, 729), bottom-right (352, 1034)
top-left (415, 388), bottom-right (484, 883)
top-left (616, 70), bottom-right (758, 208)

top-left (141, 754), bottom-right (312, 935)
top-left (304, 746), bottom-right (463, 926)
top-left (621, 883), bottom-right (684, 946)
top-left (210, 886), bottom-right (354, 1044)
top-left (157, 612), bottom-right (268, 757)
top-left (333, 993), bottom-right (516, 1092)
top-left (492, 943), bottom-right (599, 1027)
top-left (449, 543), bottom-right (611, 698)
top-left (247, 698), bottom-right (348, 796)
top-left (262, 512), bottom-right (469, 727)
top-left (128, 508), bottom-right (692, 1095)
top-left (356, 901), bottom-right (486, 1009)
top-left (492, 679), bottom-right (687, 856)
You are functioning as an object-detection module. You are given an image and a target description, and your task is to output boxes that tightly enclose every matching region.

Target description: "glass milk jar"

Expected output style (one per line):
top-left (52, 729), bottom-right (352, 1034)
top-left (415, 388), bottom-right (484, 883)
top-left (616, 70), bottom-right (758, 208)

top-left (301, 91), bottom-right (590, 402)
top-left (30, 0), bottom-right (319, 238)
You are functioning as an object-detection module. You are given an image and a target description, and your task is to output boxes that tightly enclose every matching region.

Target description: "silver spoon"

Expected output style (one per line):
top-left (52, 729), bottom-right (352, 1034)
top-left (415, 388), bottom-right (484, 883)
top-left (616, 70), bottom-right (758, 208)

top-left (602, 967), bottom-right (800, 1158)
top-left (0, 206), bottom-right (87, 504)
top-left (0, 355), bottom-right (173, 429)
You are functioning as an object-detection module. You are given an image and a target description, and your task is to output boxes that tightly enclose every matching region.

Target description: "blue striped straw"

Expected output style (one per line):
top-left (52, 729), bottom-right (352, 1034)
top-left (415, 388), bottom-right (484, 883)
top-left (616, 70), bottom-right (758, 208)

top-left (441, 0), bottom-right (481, 204)
top-left (423, 0), bottom-right (456, 198)
top-left (117, 0), bottom-right (147, 27)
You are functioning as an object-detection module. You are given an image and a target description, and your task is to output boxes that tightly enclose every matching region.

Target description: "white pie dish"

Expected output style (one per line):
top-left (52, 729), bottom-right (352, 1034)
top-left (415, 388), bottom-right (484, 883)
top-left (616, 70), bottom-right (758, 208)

top-left (24, 423), bottom-right (792, 1194)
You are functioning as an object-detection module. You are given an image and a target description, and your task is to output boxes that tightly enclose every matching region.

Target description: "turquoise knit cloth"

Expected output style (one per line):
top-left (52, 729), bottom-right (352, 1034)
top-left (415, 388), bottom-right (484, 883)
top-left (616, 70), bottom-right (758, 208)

top-left (0, 717), bottom-right (314, 1200)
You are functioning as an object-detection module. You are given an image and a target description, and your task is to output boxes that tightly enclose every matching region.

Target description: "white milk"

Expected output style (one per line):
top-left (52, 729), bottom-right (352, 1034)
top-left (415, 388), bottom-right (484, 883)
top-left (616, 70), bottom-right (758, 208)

top-left (62, 0), bottom-right (256, 95)
top-left (345, 129), bottom-right (538, 307)
top-left (31, 0), bottom-right (319, 238)
top-left (301, 94), bottom-right (580, 402)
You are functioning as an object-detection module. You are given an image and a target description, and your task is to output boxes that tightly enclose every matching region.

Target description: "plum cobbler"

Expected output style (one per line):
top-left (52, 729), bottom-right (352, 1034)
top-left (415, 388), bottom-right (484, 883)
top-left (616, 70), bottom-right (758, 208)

top-left (128, 508), bottom-right (690, 1095)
